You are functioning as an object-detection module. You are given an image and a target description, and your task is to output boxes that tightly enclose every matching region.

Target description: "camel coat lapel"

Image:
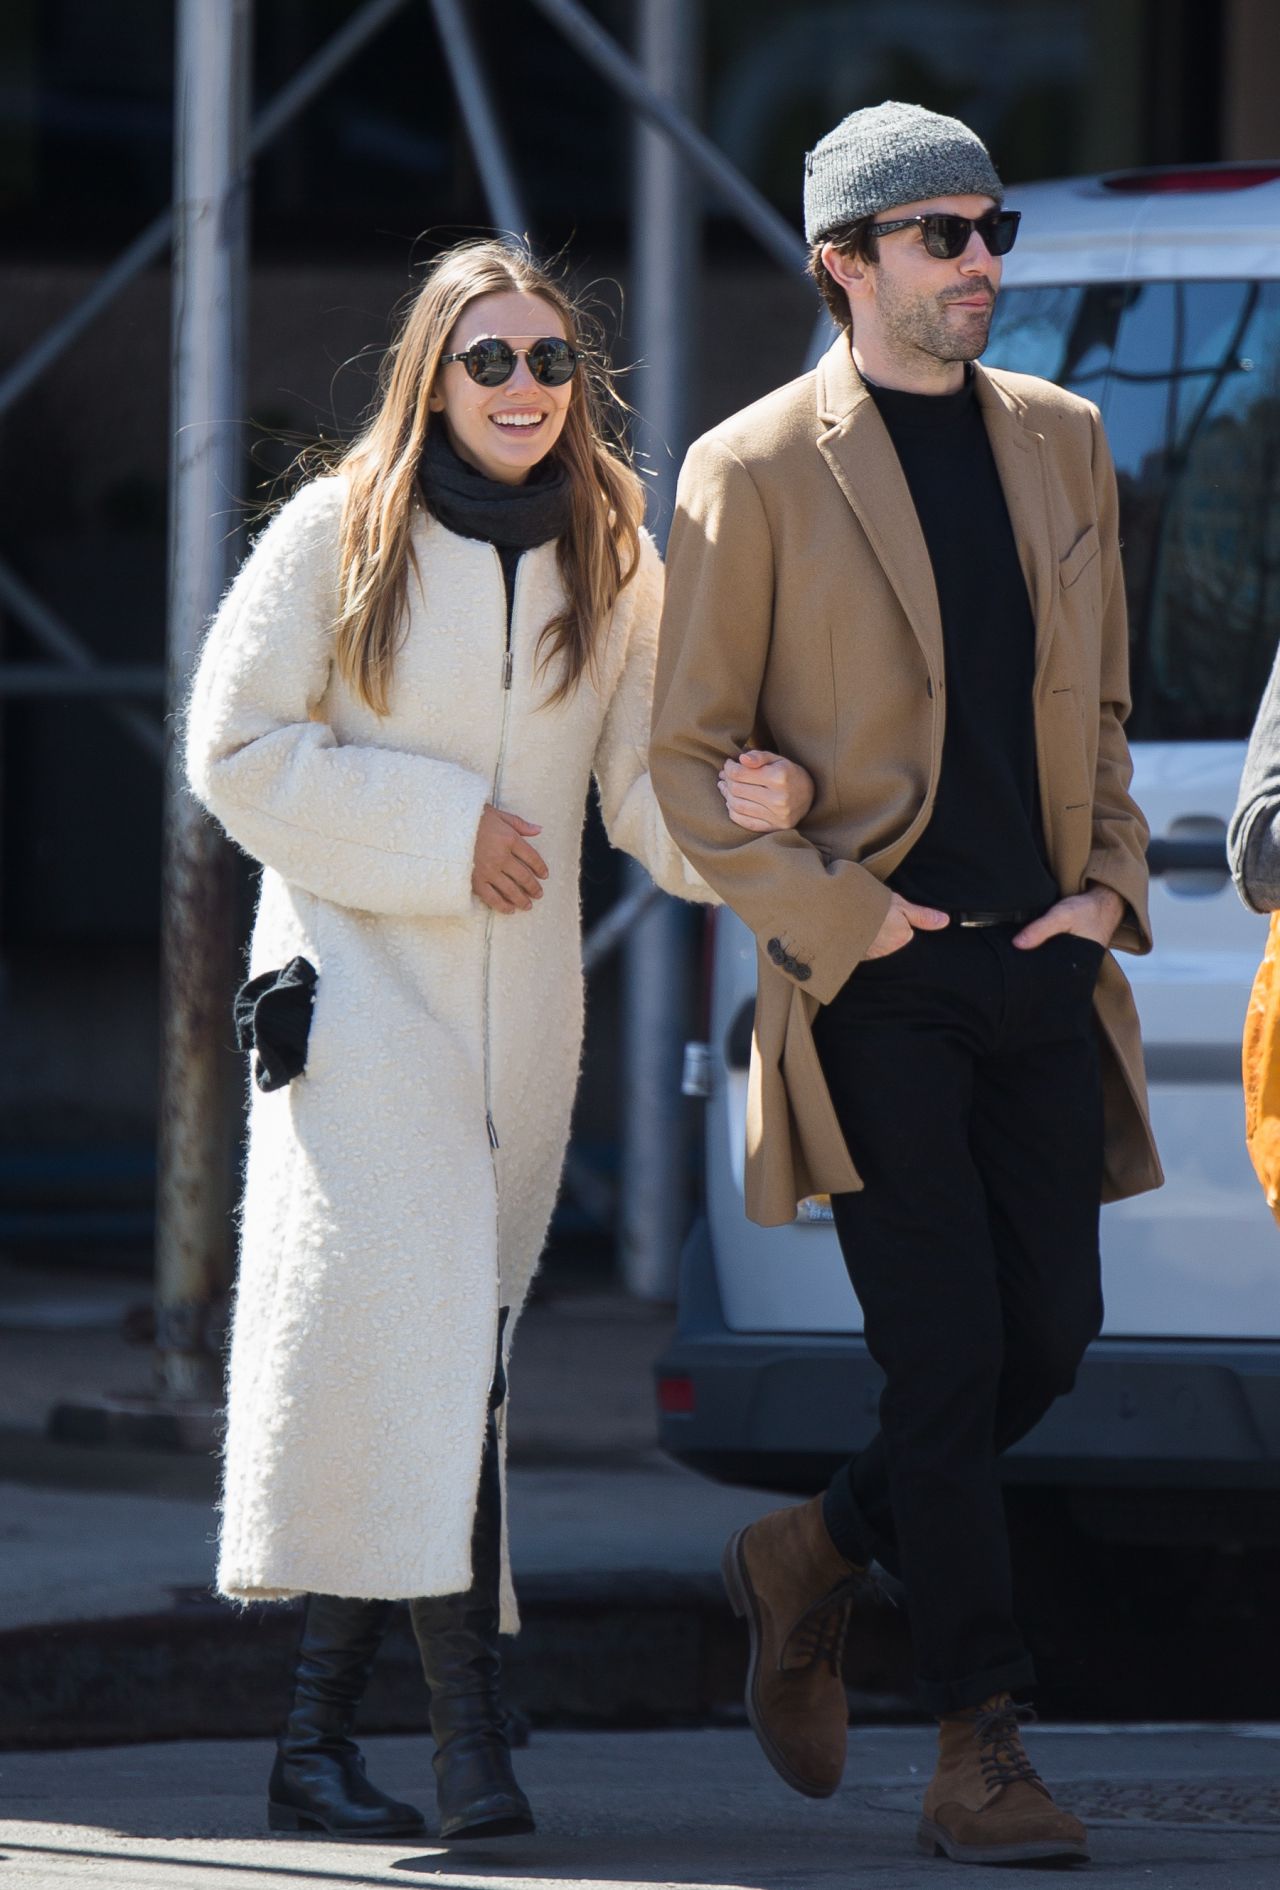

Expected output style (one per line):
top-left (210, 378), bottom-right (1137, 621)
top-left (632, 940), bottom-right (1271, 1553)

top-left (815, 342), bottom-right (944, 682)
top-left (818, 345), bottom-right (1062, 684)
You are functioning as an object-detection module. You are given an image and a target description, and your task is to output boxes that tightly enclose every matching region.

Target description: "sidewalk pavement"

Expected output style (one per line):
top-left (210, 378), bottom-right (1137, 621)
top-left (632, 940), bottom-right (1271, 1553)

top-left (3, 1725), bottom-right (1279, 1889)
top-left (0, 1261), bottom-right (685, 1475)
top-left (0, 1265), bottom-right (780, 1629)
top-left (3, 1261), bottom-right (896, 1746)
top-left (9, 1262), bottom-right (1271, 1753)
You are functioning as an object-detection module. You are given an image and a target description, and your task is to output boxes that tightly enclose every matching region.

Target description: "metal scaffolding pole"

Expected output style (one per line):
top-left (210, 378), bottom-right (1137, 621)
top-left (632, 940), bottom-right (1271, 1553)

top-left (0, 665), bottom-right (164, 698)
top-left (154, 0), bottom-right (252, 1402)
top-left (620, 0), bottom-right (701, 1303)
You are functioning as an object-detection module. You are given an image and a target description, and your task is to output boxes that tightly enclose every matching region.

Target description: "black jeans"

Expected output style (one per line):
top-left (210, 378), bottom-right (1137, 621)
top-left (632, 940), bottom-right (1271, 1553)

top-left (813, 922), bottom-right (1105, 1714)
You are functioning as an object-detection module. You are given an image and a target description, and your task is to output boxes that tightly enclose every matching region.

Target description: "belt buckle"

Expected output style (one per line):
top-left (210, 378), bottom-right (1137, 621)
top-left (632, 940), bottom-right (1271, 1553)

top-left (955, 909), bottom-right (1027, 929)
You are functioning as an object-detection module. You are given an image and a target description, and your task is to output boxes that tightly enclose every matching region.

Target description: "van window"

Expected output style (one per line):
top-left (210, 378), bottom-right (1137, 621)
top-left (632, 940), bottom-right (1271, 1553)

top-left (986, 280), bottom-right (1280, 740)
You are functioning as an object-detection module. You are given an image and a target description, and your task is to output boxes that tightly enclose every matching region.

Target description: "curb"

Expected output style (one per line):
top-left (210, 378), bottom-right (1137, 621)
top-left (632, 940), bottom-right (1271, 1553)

top-left (0, 1571), bottom-right (917, 1751)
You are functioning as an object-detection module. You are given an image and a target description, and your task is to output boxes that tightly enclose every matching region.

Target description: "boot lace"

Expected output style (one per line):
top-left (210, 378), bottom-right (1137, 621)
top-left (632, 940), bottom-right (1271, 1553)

top-left (973, 1698), bottom-right (1044, 1795)
top-left (780, 1576), bottom-right (860, 1675)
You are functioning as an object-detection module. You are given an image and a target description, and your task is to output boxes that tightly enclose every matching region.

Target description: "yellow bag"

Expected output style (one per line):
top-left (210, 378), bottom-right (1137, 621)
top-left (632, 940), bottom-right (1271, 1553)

top-left (1243, 910), bottom-right (1280, 1225)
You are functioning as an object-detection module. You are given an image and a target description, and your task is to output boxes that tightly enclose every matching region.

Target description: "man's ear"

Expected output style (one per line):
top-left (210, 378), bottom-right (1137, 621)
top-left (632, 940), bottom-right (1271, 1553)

top-left (821, 241), bottom-right (869, 302)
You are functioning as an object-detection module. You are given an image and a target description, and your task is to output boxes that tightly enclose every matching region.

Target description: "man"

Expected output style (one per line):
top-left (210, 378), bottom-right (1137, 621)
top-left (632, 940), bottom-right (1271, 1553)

top-left (650, 101), bottom-right (1162, 1867)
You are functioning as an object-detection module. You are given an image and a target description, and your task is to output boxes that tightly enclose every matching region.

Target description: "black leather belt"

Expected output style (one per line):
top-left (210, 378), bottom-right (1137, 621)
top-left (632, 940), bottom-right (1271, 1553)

top-left (952, 908), bottom-right (1037, 928)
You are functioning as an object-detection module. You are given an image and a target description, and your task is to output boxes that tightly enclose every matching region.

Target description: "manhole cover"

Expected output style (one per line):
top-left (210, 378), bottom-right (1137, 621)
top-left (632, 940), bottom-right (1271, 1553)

top-left (1068, 1780), bottom-right (1280, 1829)
top-left (869, 1779), bottom-right (1280, 1832)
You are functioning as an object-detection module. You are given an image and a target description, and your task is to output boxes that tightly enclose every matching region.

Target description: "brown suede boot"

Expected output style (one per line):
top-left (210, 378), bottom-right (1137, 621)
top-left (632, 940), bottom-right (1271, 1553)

top-left (918, 1693), bottom-right (1090, 1865)
top-left (721, 1496), bottom-right (861, 1798)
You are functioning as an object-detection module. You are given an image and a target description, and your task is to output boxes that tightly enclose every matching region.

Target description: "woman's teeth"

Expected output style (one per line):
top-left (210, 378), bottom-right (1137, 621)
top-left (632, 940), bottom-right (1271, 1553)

top-left (492, 413), bottom-right (544, 429)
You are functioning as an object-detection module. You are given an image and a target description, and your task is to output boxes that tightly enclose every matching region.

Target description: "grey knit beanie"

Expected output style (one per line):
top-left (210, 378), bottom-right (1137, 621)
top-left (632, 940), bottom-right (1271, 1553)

top-left (803, 100), bottom-right (1003, 243)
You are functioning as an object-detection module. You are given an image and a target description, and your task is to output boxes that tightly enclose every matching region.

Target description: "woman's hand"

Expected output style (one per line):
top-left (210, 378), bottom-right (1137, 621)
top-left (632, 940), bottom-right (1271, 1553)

top-left (472, 805), bottom-right (549, 914)
top-left (718, 750), bottom-right (815, 832)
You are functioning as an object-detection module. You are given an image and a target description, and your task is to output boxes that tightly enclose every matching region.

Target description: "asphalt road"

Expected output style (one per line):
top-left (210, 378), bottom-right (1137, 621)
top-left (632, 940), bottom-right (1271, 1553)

top-left (2, 1725), bottom-right (1279, 1890)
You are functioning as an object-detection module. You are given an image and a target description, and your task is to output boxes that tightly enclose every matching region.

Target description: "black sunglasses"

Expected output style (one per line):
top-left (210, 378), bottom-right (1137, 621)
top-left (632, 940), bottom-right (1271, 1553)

top-left (867, 209), bottom-right (1021, 260)
top-left (441, 335), bottom-right (581, 388)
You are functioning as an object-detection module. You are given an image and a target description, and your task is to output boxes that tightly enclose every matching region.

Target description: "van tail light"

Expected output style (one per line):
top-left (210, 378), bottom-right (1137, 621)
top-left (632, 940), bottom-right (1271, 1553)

top-left (658, 1374), bottom-right (696, 1416)
top-left (1100, 164), bottom-right (1280, 194)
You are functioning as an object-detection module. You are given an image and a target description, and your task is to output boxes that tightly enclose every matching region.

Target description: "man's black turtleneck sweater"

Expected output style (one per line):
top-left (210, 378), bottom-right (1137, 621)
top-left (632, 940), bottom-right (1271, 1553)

top-left (864, 369), bottom-right (1058, 915)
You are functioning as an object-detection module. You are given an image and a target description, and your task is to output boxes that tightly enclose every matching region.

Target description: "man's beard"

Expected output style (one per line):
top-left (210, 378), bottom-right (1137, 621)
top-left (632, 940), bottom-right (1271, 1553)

top-left (877, 273), bottom-right (997, 366)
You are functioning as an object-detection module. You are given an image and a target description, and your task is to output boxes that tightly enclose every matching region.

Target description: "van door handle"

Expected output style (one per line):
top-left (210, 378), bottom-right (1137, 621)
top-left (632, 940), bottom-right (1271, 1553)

top-left (1146, 837), bottom-right (1228, 874)
top-left (1147, 816), bottom-right (1229, 892)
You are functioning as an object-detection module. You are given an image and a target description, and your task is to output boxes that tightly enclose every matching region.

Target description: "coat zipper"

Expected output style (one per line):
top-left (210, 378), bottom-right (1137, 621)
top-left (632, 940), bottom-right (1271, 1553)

top-left (482, 546), bottom-right (519, 1159)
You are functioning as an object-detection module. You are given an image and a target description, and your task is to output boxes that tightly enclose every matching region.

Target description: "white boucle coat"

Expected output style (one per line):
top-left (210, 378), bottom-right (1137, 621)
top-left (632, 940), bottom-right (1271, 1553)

top-left (186, 475), bottom-right (711, 1623)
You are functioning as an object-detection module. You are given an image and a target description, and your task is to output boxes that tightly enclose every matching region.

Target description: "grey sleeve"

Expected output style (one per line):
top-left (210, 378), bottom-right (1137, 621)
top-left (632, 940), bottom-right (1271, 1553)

top-left (1229, 640), bottom-right (1280, 913)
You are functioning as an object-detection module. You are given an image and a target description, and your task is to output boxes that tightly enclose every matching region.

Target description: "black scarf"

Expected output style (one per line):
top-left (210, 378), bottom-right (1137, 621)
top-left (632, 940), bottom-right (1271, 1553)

top-left (419, 423), bottom-right (571, 554)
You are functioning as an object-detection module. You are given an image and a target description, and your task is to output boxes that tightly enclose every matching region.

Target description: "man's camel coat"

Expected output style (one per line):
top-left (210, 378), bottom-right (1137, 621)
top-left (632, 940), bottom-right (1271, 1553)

top-left (651, 336), bottom-right (1163, 1229)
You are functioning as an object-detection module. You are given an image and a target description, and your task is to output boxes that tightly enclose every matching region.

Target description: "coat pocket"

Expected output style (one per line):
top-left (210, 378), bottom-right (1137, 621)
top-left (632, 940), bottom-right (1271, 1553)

top-left (1059, 523), bottom-right (1100, 590)
top-left (234, 956), bottom-right (318, 1091)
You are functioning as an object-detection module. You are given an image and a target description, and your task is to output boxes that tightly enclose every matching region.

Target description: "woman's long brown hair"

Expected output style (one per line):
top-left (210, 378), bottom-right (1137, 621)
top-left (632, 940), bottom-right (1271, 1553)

top-left (332, 239), bottom-right (646, 714)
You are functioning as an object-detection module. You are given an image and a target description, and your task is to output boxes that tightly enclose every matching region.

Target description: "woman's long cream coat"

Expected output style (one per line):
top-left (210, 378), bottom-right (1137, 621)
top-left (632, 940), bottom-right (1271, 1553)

top-left (186, 476), bottom-right (708, 1621)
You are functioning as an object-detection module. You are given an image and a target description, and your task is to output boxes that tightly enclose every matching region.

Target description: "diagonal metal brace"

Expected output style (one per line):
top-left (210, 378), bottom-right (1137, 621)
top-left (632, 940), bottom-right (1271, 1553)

top-left (0, 0), bottom-right (412, 419)
top-left (425, 0), bottom-right (527, 236)
top-left (0, 555), bottom-right (164, 759)
top-left (581, 874), bottom-right (663, 975)
top-left (525, 0), bottom-right (808, 276)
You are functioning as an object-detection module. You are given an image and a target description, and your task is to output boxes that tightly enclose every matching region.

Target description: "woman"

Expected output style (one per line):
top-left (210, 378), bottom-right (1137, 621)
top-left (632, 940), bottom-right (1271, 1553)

top-left (186, 239), bottom-right (812, 1843)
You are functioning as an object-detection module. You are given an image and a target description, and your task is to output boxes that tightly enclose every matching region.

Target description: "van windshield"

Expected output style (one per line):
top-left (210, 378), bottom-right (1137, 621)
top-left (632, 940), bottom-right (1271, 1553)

top-left (985, 280), bottom-right (1280, 741)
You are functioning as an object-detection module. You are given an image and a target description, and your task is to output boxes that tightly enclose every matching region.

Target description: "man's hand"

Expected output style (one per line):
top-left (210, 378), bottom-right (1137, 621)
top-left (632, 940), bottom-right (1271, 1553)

top-left (718, 750), bottom-right (815, 831)
top-left (1012, 886), bottom-right (1123, 951)
top-left (865, 892), bottom-right (950, 959)
top-left (472, 805), bottom-right (549, 914)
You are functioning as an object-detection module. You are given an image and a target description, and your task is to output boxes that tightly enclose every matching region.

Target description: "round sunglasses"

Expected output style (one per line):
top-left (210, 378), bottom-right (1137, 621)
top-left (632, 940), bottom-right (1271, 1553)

top-left (441, 335), bottom-right (581, 388)
top-left (866, 209), bottom-right (1021, 261)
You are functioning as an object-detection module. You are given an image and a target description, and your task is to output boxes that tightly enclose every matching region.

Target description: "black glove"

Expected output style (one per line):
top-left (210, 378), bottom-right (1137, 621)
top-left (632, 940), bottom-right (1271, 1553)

top-left (233, 956), bottom-right (318, 1092)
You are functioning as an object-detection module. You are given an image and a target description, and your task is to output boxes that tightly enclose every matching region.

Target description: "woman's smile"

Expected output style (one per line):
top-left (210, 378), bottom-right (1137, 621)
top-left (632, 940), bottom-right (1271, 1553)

top-left (489, 408), bottom-right (549, 431)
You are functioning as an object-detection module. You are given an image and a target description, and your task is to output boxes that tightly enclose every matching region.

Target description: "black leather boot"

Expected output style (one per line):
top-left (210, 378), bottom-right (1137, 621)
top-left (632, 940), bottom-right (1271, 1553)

top-left (411, 1339), bottom-right (534, 1841)
top-left (268, 1594), bottom-right (427, 1838)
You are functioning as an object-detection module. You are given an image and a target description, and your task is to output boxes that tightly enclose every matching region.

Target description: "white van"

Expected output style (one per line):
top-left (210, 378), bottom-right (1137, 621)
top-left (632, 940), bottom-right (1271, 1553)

top-left (660, 163), bottom-right (1280, 1531)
